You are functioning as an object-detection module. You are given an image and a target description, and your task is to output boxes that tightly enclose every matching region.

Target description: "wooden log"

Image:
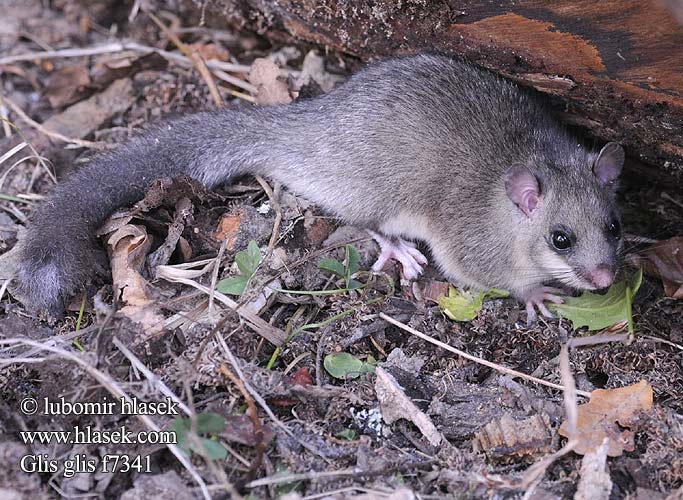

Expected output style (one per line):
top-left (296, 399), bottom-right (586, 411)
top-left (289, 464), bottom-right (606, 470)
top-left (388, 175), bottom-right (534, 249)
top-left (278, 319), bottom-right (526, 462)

top-left (200, 0), bottom-right (683, 176)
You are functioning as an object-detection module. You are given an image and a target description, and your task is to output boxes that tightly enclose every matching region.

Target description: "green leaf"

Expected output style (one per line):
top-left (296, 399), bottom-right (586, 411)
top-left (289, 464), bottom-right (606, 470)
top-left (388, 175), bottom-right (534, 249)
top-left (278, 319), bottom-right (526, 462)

top-left (195, 412), bottom-right (226, 434)
top-left (439, 286), bottom-right (510, 322)
top-left (235, 240), bottom-right (261, 276)
top-left (345, 244), bottom-right (360, 279)
top-left (195, 438), bottom-right (228, 460)
top-left (318, 257), bottom-right (345, 276)
top-left (439, 287), bottom-right (485, 321)
top-left (217, 275), bottom-right (250, 296)
top-left (347, 279), bottom-right (363, 290)
top-left (549, 270), bottom-right (642, 331)
top-left (171, 417), bottom-right (189, 445)
top-left (335, 429), bottom-right (357, 440)
top-left (324, 352), bottom-right (375, 379)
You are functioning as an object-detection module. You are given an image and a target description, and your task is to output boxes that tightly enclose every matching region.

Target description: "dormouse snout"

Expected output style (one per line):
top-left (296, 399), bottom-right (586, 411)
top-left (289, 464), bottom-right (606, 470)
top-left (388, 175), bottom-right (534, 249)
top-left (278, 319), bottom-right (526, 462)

top-left (585, 263), bottom-right (616, 289)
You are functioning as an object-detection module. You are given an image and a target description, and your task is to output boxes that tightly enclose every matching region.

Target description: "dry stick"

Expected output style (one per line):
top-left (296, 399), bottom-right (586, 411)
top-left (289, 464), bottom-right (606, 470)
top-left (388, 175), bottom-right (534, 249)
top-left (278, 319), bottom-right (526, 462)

top-left (147, 12), bottom-right (223, 107)
top-left (219, 365), bottom-right (266, 489)
top-left (1, 95), bottom-right (106, 149)
top-left (0, 338), bottom-right (211, 500)
top-left (255, 176), bottom-right (282, 259)
top-left (0, 41), bottom-right (253, 74)
top-left (208, 235), bottom-right (231, 323)
top-left (112, 337), bottom-right (192, 415)
top-left (520, 345), bottom-right (578, 498)
top-left (378, 313), bottom-right (591, 398)
top-left (247, 468), bottom-right (357, 488)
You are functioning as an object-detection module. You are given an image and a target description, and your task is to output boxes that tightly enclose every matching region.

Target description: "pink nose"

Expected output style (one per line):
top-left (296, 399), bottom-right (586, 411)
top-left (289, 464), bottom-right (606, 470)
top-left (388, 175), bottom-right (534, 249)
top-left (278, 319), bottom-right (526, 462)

top-left (590, 266), bottom-right (614, 289)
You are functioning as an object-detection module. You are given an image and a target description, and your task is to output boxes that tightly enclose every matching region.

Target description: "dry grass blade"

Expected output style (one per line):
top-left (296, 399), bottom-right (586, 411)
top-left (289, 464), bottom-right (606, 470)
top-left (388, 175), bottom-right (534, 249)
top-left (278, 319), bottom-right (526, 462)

top-left (2, 95), bottom-right (107, 149)
top-left (146, 12), bottom-right (223, 107)
top-left (156, 260), bottom-right (287, 345)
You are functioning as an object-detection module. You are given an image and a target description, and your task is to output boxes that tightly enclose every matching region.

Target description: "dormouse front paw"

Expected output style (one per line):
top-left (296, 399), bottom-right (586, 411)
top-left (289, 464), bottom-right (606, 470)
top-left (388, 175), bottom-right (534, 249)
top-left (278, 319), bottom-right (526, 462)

top-left (522, 286), bottom-right (564, 326)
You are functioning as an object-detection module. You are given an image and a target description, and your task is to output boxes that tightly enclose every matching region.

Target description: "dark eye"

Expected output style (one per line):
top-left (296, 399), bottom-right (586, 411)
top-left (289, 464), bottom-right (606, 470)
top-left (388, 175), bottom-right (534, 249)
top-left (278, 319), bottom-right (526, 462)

top-left (551, 230), bottom-right (572, 251)
top-left (608, 220), bottom-right (621, 238)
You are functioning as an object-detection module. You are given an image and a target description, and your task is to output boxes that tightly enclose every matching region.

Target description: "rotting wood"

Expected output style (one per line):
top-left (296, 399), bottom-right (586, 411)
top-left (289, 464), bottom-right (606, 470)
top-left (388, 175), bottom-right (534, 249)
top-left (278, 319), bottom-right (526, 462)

top-left (196, 0), bottom-right (683, 175)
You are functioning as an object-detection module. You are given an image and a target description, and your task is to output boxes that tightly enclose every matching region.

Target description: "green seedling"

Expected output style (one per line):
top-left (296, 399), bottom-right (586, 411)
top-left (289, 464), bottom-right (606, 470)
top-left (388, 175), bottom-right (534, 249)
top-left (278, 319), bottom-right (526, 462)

top-left (171, 412), bottom-right (228, 460)
top-left (318, 244), bottom-right (363, 290)
top-left (324, 352), bottom-right (376, 379)
top-left (217, 240), bottom-right (261, 296)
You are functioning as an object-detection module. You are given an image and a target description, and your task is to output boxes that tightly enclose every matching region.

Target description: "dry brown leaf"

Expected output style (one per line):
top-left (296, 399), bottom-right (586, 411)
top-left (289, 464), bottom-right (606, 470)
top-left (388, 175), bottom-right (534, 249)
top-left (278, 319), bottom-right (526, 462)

top-left (189, 42), bottom-right (230, 62)
top-left (107, 224), bottom-right (164, 334)
top-left (627, 236), bottom-right (683, 299)
top-left (473, 413), bottom-right (553, 461)
top-left (559, 380), bottom-right (653, 456)
top-left (46, 65), bottom-right (91, 107)
top-left (375, 367), bottom-right (442, 447)
top-left (249, 58), bottom-right (292, 106)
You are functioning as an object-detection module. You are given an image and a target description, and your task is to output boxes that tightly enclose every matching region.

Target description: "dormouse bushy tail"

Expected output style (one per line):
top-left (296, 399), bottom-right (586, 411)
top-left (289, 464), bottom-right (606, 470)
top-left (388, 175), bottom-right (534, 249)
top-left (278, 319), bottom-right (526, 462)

top-left (15, 107), bottom-right (284, 314)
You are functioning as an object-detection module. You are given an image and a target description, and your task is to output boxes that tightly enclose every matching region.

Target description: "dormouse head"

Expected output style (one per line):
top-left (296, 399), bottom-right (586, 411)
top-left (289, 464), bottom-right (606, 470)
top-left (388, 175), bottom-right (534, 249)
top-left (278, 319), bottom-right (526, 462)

top-left (505, 142), bottom-right (625, 290)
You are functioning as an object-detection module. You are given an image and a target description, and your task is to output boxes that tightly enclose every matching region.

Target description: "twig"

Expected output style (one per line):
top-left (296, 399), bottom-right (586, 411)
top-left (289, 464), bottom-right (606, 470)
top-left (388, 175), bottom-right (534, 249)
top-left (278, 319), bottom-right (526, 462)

top-left (208, 235), bottom-right (230, 323)
top-left (219, 364), bottom-right (266, 488)
top-left (112, 337), bottom-right (192, 415)
top-left (147, 12), bottom-right (223, 107)
top-left (246, 468), bottom-right (357, 488)
top-left (378, 312), bottom-right (591, 398)
top-left (0, 41), bottom-right (252, 73)
top-left (255, 176), bottom-right (282, 260)
top-left (520, 345), bottom-right (578, 497)
top-left (2, 95), bottom-right (106, 149)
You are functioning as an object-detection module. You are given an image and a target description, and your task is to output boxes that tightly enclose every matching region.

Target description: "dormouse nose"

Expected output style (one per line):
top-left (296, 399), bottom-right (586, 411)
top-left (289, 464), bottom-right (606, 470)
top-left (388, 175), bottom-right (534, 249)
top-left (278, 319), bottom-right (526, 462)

top-left (589, 264), bottom-right (615, 289)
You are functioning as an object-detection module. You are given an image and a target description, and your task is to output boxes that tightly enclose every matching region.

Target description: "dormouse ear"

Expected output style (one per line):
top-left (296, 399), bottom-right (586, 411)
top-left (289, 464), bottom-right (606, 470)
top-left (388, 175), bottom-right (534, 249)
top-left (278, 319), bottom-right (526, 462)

top-left (593, 142), bottom-right (624, 186)
top-left (505, 163), bottom-right (542, 217)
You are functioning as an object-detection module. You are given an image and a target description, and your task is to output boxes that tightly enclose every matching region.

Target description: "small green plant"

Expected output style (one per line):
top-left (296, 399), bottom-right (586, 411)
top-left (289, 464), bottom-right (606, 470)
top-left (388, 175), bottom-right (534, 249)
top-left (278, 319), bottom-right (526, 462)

top-left (318, 244), bottom-right (362, 290)
top-left (216, 240), bottom-right (261, 296)
top-left (171, 412), bottom-right (228, 460)
top-left (324, 352), bottom-right (376, 379)
top-left (335, 428), bottom-right (358, 441)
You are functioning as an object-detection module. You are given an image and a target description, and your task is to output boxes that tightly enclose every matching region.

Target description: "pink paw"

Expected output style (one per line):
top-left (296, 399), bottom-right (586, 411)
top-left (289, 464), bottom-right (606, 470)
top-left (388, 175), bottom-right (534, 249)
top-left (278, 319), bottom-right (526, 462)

top-left (524, 286), bottom-right (564, 325)
top-left (368, 230), bottom-right (428, 280)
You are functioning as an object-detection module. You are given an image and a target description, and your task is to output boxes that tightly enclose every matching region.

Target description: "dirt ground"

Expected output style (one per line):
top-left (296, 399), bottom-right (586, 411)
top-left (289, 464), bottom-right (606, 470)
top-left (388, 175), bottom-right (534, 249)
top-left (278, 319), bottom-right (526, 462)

top-left (0, 1), bottom-right (681, 499)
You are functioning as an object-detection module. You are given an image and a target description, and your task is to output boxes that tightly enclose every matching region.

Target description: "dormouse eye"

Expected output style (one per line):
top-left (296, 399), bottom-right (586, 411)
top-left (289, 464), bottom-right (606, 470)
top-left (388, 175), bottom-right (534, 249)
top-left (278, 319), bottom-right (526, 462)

top-left (551, 230), bottom-right (572, 251)
top-left (608, 220), bottom-right (621, 239)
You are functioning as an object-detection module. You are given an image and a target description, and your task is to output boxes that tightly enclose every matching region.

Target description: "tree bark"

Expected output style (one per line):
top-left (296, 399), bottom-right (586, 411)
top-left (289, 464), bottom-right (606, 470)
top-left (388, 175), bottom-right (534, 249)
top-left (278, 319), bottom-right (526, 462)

top-left (199, 0), bottom-right (683, 176)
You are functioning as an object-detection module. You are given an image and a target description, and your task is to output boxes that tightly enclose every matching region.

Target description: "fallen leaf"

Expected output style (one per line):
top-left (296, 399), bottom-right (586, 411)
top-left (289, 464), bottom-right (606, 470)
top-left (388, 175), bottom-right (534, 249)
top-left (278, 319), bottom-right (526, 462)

top-left (46, 65), bottom-right (91, 107)
top-left (558, 380), bottom-right (653, 456)
top-left (439, 287), bottom-right (509, 321)
top-left (473, 413), bottom-right (553, 461)
top-left (249, 58), bottom-right (292, 106)
top-left (223, 414), bottom-right (275, 446)
top-left (189, 42), bottom-right (230, 62)
top-left (627, 236), bottom-right (683, 299)
top-left (549, 270), bottom-right (642, 331)
top-left (107, 224), bottom-right (164, 334)
top-left (375, 367), bottom-right (442, 447)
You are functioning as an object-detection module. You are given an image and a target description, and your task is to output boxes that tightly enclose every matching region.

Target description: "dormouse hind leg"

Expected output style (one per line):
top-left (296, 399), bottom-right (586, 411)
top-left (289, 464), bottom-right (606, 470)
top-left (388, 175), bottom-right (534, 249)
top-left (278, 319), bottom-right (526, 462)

top-left (368, 230), bottom-right (428, 279)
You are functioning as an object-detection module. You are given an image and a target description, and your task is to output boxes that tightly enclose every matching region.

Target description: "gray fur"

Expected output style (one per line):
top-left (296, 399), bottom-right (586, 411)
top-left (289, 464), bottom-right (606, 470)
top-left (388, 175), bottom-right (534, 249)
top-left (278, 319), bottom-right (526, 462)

top-left (15, 53), bottom-right (623, 314)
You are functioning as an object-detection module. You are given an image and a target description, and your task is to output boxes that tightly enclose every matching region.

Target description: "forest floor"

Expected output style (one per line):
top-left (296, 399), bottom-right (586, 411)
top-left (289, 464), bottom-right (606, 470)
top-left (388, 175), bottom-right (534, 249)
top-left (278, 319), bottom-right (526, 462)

top-left (0, 1), bottom-right (681, 499)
